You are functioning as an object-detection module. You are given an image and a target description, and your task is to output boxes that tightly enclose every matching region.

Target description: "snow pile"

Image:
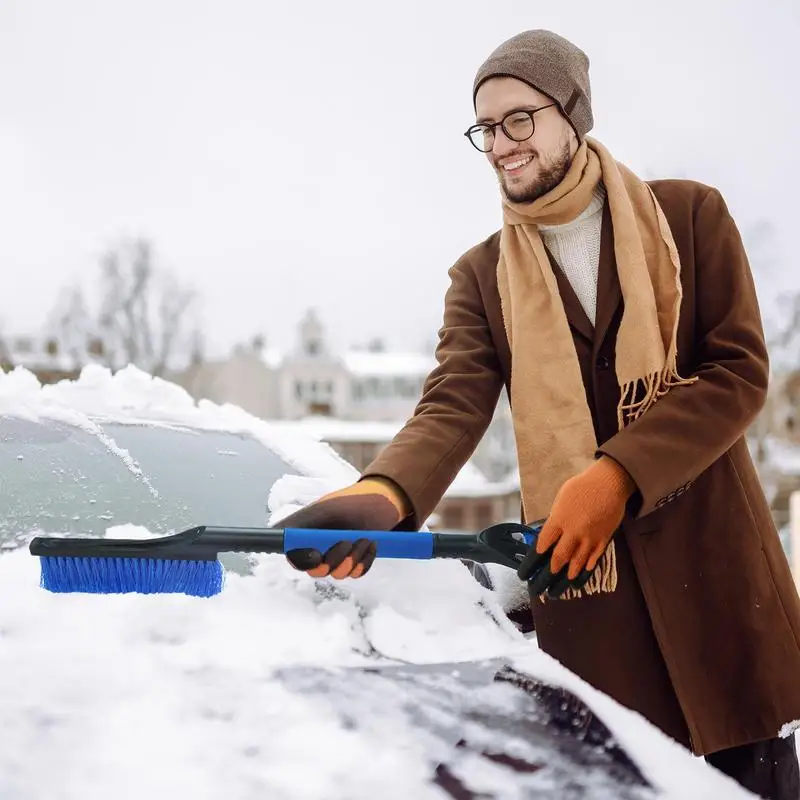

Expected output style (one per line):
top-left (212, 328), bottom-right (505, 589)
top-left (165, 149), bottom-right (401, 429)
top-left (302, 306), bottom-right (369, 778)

top-left (445, 460), bottom-right (503, 498)
top-left (0, 367), bottom-right (162, 497)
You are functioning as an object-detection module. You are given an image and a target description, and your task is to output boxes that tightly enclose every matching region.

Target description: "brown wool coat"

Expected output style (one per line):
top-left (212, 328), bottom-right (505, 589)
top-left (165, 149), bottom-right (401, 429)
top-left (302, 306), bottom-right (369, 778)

top-left (363, 179), bottom-right (800, 756)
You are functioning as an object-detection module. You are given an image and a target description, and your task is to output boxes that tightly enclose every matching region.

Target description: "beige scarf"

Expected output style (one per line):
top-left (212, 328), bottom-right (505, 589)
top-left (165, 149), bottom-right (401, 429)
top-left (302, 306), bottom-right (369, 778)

top-left (497, 137), bottom-right (697, 599)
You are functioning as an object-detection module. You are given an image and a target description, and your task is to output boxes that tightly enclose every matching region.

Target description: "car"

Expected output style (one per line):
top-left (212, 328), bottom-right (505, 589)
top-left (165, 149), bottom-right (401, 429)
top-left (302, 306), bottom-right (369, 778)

top-left (0, 364), bottom-right (755, 799)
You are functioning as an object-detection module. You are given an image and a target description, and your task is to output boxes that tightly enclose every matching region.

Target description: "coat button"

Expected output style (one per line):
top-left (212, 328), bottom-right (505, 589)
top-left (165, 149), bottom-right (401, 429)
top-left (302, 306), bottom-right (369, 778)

top-left (596, 356), bottom-right (610, 370)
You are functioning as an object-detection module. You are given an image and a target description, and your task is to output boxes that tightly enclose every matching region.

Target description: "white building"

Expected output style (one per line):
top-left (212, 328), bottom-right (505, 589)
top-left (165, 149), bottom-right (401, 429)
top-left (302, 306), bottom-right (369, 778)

top-left (175, 335), bottom-right (283, 420)
top-left (171, 307), bottom-right (518, 481)
top-left (341, 348), bottom-right (434, 422)
top-left (277, 309), bottom-right (353, 419)
top-left (180, 309), bottom-right (514, 478)
top-left (176, 309), bottom-right (436, 420)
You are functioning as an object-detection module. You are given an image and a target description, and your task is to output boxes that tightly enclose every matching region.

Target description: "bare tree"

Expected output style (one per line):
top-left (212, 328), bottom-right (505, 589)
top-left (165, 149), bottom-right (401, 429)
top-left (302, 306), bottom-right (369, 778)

top-left (0, 320), bottom-right (10, 371)
top-left (48, 284), bottom-right (93, 365)
top-left (50, 237), bottom-right (202, 377)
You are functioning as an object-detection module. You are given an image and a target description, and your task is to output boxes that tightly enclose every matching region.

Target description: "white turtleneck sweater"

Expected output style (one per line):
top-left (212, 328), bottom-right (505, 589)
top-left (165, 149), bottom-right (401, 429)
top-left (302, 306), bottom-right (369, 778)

top-left (538, 185), bottom-right (606, 326)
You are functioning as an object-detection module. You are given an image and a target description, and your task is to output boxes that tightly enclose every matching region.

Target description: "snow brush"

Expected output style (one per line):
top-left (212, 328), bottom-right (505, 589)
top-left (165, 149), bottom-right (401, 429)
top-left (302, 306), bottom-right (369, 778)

top-left (28, 522), bottom-right (545, 598)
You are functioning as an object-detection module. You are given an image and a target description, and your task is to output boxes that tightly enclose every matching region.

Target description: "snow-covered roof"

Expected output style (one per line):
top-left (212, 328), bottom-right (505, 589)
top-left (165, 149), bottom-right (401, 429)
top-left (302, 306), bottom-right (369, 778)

top-left (236, 344), bottom-right (282, 370)
top-left (275, 416), bottom-right (403, 444)
top-left (342, 350), bottom-right (436, 379)
top-left (445, 461), bottom-right (513, 499)
top-left (261, 347), bottom-right (283, 369)
top-left (498, 466), bottom-right (521, 490)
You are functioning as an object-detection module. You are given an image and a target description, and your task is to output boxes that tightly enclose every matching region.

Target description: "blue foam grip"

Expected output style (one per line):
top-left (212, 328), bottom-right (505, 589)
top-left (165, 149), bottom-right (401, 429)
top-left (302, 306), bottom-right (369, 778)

top-left (283, 528), bottom-right (435, 560)
top-left (522, 521), bottom-right (544, 548)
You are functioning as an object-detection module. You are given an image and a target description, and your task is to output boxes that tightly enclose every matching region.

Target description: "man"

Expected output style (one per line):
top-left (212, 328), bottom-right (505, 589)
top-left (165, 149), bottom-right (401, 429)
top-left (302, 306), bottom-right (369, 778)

top-left (279, 30), bottom-right (800, 798)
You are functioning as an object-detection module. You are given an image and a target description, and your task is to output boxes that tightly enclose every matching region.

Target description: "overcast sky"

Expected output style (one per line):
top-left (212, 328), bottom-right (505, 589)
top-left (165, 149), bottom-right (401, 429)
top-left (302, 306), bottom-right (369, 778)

top-left (1, 0), bottom-right (797, 358)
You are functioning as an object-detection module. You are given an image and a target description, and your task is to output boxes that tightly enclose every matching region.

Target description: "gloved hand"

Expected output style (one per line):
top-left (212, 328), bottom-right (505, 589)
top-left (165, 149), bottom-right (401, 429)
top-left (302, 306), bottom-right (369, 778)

top-left (517, 456), bottom-right (636, 597)
top-left (280, 476), bottom-right (411, 580)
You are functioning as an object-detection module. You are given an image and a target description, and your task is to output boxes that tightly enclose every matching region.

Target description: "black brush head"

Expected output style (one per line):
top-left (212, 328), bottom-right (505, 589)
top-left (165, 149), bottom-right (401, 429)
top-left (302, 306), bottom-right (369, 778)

top-left (29, 526), bottom-right (217, 561)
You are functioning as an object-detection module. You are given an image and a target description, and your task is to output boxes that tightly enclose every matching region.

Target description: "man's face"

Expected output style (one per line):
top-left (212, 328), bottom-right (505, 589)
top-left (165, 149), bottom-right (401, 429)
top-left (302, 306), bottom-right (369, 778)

top-left (474, 77), bottom-right (578, 204)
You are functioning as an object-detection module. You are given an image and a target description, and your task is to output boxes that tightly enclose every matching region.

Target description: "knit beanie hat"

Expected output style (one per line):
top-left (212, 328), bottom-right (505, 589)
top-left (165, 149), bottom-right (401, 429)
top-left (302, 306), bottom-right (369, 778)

top-left (472, 30), bottom-right (593, 141)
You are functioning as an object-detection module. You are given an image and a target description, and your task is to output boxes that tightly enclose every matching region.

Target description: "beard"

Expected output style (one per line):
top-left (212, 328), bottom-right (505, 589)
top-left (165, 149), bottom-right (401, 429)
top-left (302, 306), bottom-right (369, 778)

top-left (496, 139), bottom-right (573, 204)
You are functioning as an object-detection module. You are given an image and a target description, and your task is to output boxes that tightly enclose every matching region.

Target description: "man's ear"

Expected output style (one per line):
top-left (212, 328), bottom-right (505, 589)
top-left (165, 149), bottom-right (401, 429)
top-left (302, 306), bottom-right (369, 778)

top-left (567, 127), bottom-right (580, 156)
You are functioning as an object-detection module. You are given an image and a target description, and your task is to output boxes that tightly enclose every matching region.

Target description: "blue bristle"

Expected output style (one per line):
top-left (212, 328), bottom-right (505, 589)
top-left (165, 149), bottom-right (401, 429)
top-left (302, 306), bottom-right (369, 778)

top-left (38, 556), bottom-right (224, 597)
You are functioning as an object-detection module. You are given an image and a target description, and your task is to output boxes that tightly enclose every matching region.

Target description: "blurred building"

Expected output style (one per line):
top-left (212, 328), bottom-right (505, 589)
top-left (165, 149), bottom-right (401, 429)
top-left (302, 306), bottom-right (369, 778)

top-left (271, 415), bottom-right (521, 532)
top-left (0, 334), bottom-right (105, 384)
top-left (174, 307), bottom-right (518, 483)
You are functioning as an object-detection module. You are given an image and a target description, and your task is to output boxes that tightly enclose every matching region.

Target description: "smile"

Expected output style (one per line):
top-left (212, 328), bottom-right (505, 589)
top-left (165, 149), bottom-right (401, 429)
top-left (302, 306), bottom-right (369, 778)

top-left (501, 156), bottom-right (533, 172)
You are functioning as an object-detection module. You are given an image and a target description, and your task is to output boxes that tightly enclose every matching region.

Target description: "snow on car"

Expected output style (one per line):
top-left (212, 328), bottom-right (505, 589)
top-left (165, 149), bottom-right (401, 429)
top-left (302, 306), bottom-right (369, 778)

top-left (0, 365), bottom-right (754, 798)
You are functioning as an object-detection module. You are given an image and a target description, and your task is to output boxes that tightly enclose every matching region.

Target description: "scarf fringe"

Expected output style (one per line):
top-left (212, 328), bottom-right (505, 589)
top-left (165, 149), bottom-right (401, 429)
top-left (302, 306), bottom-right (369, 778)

top-left (543, 362), bottom-right (697, 604)
top-left (538, 542), bottom-right (618, 603)
top-left (617, 363), bottom-right (699, 429)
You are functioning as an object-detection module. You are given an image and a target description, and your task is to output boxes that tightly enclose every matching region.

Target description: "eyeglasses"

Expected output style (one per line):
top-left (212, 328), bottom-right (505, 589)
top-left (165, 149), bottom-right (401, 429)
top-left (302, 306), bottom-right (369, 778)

top-left (464, 104), bottom-right (557, 153)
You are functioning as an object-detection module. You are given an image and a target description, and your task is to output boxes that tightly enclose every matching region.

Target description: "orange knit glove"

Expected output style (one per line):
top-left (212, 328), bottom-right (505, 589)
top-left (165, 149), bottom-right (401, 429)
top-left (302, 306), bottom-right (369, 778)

top-left (280, 477), bottom-right (412, 580)
top-left (517, 456), bottom-right (636, 594)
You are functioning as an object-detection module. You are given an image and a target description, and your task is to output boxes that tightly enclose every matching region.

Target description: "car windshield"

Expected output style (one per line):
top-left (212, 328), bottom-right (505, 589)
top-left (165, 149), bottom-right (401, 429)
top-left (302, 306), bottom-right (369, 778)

top-left (0, 415), bottom-right (299, 546)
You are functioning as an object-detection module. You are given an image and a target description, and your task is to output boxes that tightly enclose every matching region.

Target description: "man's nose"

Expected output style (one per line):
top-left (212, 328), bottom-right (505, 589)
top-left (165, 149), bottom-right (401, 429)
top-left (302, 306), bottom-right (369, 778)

top-left (492, 128), bottom-right (519, 158)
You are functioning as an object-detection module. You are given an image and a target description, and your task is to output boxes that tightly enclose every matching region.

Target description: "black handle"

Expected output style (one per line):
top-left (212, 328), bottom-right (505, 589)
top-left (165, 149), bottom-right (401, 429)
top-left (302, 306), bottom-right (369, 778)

top-left (198, 527), bottom-right (285, 553)
top-left (433, 522), bottom-right (542, 570)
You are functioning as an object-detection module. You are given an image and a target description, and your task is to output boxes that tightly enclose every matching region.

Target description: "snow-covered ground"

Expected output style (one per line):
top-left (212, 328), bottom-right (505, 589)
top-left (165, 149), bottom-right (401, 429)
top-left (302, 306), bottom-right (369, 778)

top-left (0, 366), bottom-right (762, 798)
